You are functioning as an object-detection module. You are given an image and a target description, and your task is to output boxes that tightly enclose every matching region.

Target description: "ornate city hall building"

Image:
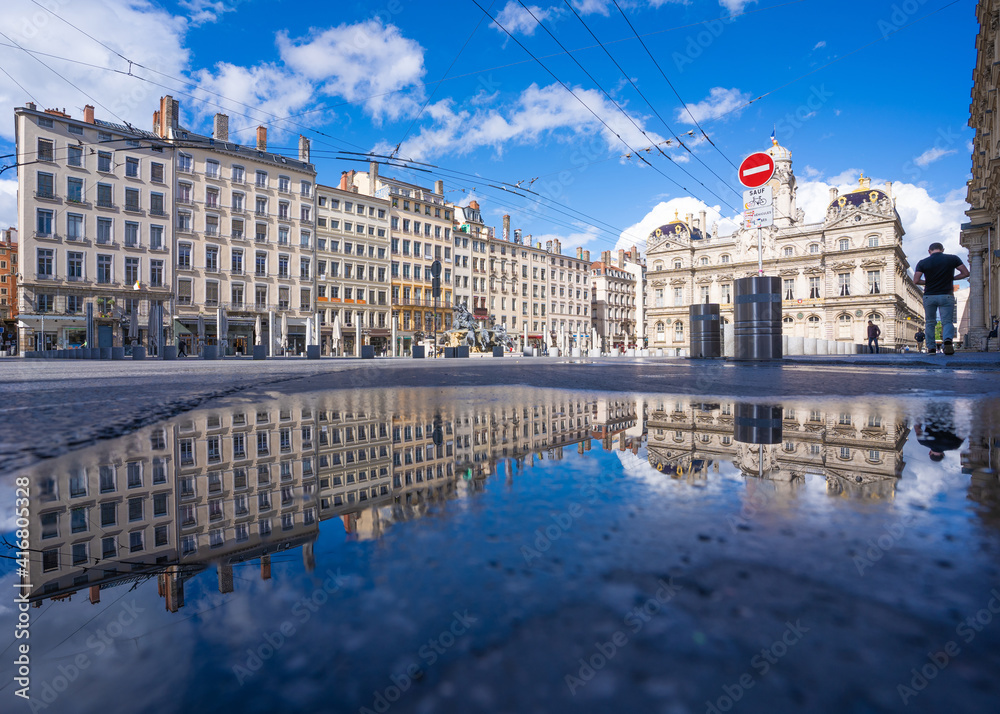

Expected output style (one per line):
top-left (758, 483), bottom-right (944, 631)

top-left (645, 142), bottom-right (924, 351)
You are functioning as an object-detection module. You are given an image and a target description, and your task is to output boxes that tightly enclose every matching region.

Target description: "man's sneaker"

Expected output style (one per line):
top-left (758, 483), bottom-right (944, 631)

top-left (943, 340), bottom-right (955, 355)
top-left (927, 349), bottom-right (938, 355)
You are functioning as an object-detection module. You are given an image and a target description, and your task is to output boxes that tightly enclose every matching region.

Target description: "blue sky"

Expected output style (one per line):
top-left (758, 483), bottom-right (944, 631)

top-left (0, 0), bottom-right (978, 261)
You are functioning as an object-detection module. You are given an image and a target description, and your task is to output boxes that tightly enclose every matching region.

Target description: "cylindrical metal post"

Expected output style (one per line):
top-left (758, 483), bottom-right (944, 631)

top-left (733, 403), bottom-right (783, 445)
top-left (688, 303), bottom-right (722, 359)
top-left (733, 276), bottom-right (782, 361)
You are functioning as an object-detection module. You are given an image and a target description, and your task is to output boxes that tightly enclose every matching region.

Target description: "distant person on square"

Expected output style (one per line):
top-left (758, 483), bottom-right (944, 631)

top-left (915, 329), bottom-right (925, 353)
top-left (867, 319), bottom-right (881, 354)
top-left (913, 243), bottom-right (969, 355)
top-left (914, 403), bottom-right (965, 462)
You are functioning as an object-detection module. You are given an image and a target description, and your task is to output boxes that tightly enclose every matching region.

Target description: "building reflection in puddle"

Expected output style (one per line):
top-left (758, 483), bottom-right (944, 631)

top-left (18, 390), bottom-right (997, 612)
top-left (646, 398), bottom-right (909, 500)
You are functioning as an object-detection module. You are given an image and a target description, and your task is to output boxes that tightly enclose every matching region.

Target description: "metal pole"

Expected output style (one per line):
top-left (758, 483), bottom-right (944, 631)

top-left (433, 296), bottom-right (438, 358)
top-left (757, 226), bottom-right (763, 276)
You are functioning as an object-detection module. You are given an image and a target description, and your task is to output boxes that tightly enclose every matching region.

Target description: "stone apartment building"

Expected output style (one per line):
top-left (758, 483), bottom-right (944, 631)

top-left (351, 165), bottom-right (456, 355)
top-left (453, 201), bottom-right (483, 316)
top-left (1, 227), bottom-right (17, 346)
top-left (151, 97), bottom-right (317, 355)
top-left (645, 142), bottom-right (924, 353)
top-left (315, 183), bottom-right (391, 355)
top-left (591, 247), bottom-right (641, 351)
top-left (14, 103), bottom-right (175, 352)
top-left (960, 0), bottom-right (1000, 349)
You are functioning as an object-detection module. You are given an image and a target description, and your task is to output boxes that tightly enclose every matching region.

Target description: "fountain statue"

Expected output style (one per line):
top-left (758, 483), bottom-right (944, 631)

top-left (443, 305), bottom-right (515, 352)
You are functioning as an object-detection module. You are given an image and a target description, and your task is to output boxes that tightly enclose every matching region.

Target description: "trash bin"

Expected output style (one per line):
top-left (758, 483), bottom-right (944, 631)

top-left (689, 303), bottom-right (722, 359)
top-left (733, 276), bottom-right (782, 361)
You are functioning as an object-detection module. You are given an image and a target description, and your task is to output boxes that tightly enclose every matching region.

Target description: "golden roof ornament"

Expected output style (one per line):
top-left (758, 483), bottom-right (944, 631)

top-left (858, 173), bottom-right (871, 190)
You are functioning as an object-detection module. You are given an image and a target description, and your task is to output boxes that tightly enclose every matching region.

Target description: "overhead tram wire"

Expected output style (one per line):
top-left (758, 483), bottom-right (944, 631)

top-left (611, 0), bottom-right (738, 172)
top-left (471, 0), bottom-right (730, 217)
top-left (560, 0), bottom-right (744, 202)
top-left (391, 0), bottom-right (499, 156)
top-left (510, 0), bottom-right (739, 212)
top-left (0, 62), bottom-right (43, 107)
top-left (0, 28), bottom-right (126, 125)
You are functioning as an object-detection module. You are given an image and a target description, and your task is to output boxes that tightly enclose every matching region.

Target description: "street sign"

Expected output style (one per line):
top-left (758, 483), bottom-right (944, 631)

top-left (738, 152), bottom-right (775, 188)
top-left (743, 185), bottom-right (772, 210)
top-left (430, 260), bottom-right (442, 278)
top-left (743, 207), bottom-right (774, 229)
top-left (743, 185), bottom-right (774, 229)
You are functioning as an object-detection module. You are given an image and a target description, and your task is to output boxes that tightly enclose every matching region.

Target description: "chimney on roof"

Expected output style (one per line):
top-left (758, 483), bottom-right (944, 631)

top-left (503, 214), bottom-right (510, 241)
top-left (618, 248), bottom-right (625, 267)
top-left (256, 126), bottom-right (267, 152)
top-left (602, 250), bottom-right (611, 264)
top-left (88, 585), bottom-right (100, 605)
top-left (152, 109), bottom-right (160, 133)
top-left (829, 187), bottom-right (838, 201)
top-left (214, 113), bottom-right (229, 142)
top-left (699, 210), bottom-right (707, 233)
top-left (583, 250), bottom-right (590, 262)
top-left (434, 179), bottom-right (443, 195)
top-left (554, 239), bottom-right (561, 254)
top-left (299, 135), bottom-right (311, 163)
top-left (546, 240), bottom-right (553, 253)
top-left (469, 200), bottom-right (479, 211)
top-left (339, 171), bottom-right (350, 191)
top-left (26, 101), bottom-right (36, 111)
top-left (369, 161), bottom-right (378, 189)
top-left (84, 105), bottom-right (95, 124)
top-left (576, 247), bottom-right (583, 259)
top-left (156, 95), bottom-right (178, 138)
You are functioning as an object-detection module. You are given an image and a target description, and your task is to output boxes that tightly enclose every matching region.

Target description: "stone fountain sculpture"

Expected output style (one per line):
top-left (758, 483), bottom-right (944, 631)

top-left (443, 305), bottom-right (515, 352)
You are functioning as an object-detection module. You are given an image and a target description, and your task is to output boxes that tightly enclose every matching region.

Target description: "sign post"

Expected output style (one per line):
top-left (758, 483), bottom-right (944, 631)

top-left (738, 153), bottom-right (776, 275)
top-left (431, 260), bottom-right (442, 359)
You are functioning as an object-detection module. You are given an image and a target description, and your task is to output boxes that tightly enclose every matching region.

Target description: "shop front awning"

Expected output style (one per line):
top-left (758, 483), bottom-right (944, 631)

top-left (173, 319), bottom-right (193, 335)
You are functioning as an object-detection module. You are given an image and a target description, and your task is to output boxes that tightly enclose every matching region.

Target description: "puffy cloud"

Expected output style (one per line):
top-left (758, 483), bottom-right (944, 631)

top-left (913, 146), bottom-right (957, 168)
top-left (397, 82), bottom-right (666, 161)
top-left (533, 224), bottom-right (603, 252)
top-left (493, 1), bottom-right (556, 36)
top-left (277, 20), bottom-right (426, 122)
top-left (677, 87), bottom-right (751, 124)
top-left (178, 0), bottom-right (240, 25)
top-left (813, 40), bottom-right (827, 50)
top-left (615, 197), bottom-right (738, 252)
top-left (0, 0), bottom-right (189, 141)
top-left (0, 178), bottom-right (16, 231)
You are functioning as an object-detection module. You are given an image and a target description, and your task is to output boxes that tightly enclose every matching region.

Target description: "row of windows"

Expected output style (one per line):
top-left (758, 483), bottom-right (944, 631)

top-left (177, 154), bottom-right (311, 197)
top-left (175, 279), bottom-right (311, 310)
top-left (177, 183), bottom-right (311, 222)
top-left (318, 195), bottom-right (386, 219)
top-left (35, 137), bottom-right (164, 180)
top-left (176, 214), bottom-right (311, 246)
top-left (177, 243), bottom-right (312, 278)
top-left (35, 209), bottom-right (167, 248)
top-left (34, 248), bottom-right (164, 287)
top-left (653, 236), bottom-right (883, 271)
top-left (393, 197), bottom-right (451, 221)
top-left (35, 172), bottom-right (167, 212)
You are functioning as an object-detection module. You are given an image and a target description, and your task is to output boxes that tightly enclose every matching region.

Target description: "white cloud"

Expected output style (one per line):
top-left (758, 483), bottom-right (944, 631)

top-left (615, 197), bottom-right (738, 253)
top-left (533, 224), bottom-right (603, 252)
top-left (678, 87), bottom-right (751, 124)
top-left (0, 178), bottom-right (16, 231)
top-left (178, 0), bottom-right (240, 25)
top-left (493, 1), bottom-right (555, 36)
top-left (0, 0), bottom-right (190, 142)
top-left (813, 40), bottom-right (827, 50)
top-left (396, 82), bottom-right (665, 161)
top-left (277, 20), bottom-right (426, 122)
top-left (914, 146), bottom-right (957, 168)
top-left (801, 165), bottom-right (822, 179)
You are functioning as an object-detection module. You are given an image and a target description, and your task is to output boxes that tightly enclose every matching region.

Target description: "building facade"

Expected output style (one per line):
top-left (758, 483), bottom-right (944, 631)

top-left (1, 227), bottom-right (17, 347)
top-left (351, 166), bottom-right (456, 355)
top-left (315, 183), bottom-right (391, 355)
top-left (14, 103), bottom-right (174, 352)
top-left (960, 0), bottom-right (1000, 349)
top-left (151, 98), bottom-right (318, 355)
top-left (645, 143), bottom-right (924, 352)
top-left (591, 247), bottom-right (641, 351)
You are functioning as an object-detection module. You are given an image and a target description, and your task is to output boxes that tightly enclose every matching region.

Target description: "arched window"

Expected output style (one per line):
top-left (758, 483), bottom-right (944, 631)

top-left (838, 313), bottom-right (853, 339)
top-left (867, 234), bottom-right (880, 248)
top-left (720, 254), bottom-right (731, 264)
top-left (782, 316), bottom-right (794, 325)
top-left (807, 315), bottom-right (821, 337)
top-left (867, 312), bottom-right (882, 324)
top-left (700, 256), bottom-right (710, 265)
top-left (673, 321), bottom-right (684, 342)
top-left (655, 321), bottom-right (665, 341)
top-left (653, 261), bottom-right (663, 271)
top-left (809, 243), bottom-right (820, 254)
top-left (783, 246), bottom-right (794, 257)
top-left (673, 260), bottom-right (683, 269)
top-left (839, 238), bottom-right (850, 251)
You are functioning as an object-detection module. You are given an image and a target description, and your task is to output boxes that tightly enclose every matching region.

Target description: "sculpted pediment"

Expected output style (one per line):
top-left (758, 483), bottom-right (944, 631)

top-left (831, 261), bottom-right (856, 270)
top-left (670, 278), bottom-right (687, 286)
top-left (696, 276), bottom-right (714, 284)
top-left (861, 258), bottom-right (887, 268)
top-left (803, 266), bottom-right (825, 275)
top-left (778, 268), bottom-right (800, 276)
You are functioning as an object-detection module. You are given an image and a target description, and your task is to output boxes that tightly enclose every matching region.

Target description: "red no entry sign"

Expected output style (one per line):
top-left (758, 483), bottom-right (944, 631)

top-left (738, 152), bottom-right (775, 188)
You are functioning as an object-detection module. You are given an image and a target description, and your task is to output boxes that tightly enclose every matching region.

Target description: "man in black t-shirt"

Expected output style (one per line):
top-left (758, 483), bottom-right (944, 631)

top-left (913, 242), bottom-right (970, 355)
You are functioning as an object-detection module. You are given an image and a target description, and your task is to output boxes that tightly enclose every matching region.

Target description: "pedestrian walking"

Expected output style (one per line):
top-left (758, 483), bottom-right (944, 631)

top-left (866, 319), bottom-right (881, 354)
top-left (913, 242), bottom-right (970, 355)
top-left (915, 329), bottom-right (925, 353)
